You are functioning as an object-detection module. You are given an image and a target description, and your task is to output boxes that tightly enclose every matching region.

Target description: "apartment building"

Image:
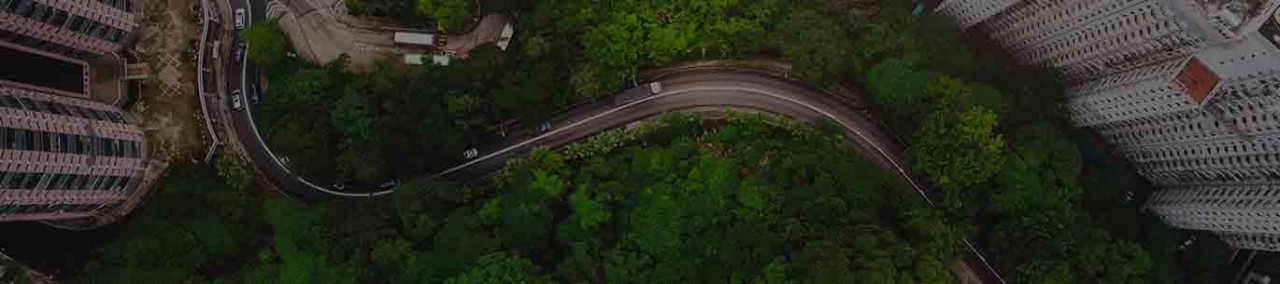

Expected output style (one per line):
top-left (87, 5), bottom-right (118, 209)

top-left (0, 81), bottom-right (146, 223)
top-left (0, 0), bottom-right (139, 58)
top-left (938, 0), bottom-right (1280, 252)
top-left (0, 0), bottom-right (150, 226)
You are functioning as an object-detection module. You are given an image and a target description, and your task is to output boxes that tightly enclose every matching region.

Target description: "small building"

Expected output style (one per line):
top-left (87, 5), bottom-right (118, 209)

top-left (393, 32), bottom-right (436, 46)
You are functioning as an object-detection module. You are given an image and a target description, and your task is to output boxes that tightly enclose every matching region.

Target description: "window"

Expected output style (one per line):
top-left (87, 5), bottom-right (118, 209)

top-left (15, 97), bottom-right (34, 110)
top-left (13, 128), bottom-right (29, 150)
top-left (108, 112), bottom-right (125, 123)
top-left (97, 176), bottom-right (114, 190)
top-left (70, 175), bottom-right (87, 190)
top-left (102, 176), bottom-right (118, 189)
top-left (66, 105), bottom-right (85, 118)
top-left (7, 173), bottom-right (28, 189)
top-left (20, 173), bottom-right (40, 189)
top-left (50, 103), bottom-right (69, 116)
top-left (46, 8), bottom-right (66, 25)
top-left (110, 139), bottom-right (121, 156)
top-left (52, 174), bottom-right (69, 189)
top-left (24, 2), bottom-right (45, 18)
top-left (32, 131), bottom-right (46, 152)
top-left (104, 28), bottom-right (121, 42)
top-left (35, 173), bottom-right (52, 189)
top-left (76, 135), bottom-right (91, 155)
top-left (84, 175), bottom-right (99, 190)
top-left (57, 133), bottom-right (70, 153)
top-left (0, 95), bottom-right (16, 108)
top-left (1, 128), bottom-right (12, 149)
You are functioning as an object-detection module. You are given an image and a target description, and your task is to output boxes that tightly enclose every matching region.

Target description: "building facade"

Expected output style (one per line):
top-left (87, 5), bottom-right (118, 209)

top-left (0, 0), bottom-right (139, 58)
top-left (938, 0), bottom-right (1280, 251)
top-left (0, 0), bottom-right (147, 225)
top-left (0, 82), bottom-right (146, 223)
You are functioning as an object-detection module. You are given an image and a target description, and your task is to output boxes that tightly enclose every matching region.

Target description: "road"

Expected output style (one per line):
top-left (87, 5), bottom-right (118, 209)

top-left (217, 0), bottom-right (1003, 282)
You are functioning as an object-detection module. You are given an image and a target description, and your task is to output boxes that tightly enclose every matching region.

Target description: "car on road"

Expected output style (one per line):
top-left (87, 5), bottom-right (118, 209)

top-left (463, 148), bottom-right (479, 159)
top-left (231, 90), bottom-right (243, 110)
top-left (234, 9), bottom-right (246, 29)
top-left (233, 41), bottom-right (245, 62)
top-left (250, 84), bottom-right (260, 104)
top-left (539, 122), bottom-right (552, 133)
top-left (649, 82), bottom-right (663, 94)
top-left (378, 179), bottom-right (403, 189)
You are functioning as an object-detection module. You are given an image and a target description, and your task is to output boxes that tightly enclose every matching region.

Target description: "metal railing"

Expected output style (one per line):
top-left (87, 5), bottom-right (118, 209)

top-left (196, 0), bottom-right (223, 163)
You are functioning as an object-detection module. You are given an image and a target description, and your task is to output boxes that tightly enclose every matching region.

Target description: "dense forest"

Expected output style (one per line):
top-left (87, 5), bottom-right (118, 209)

top-left (77, 114), bottom-right (967, 283)
top-left (62, 0), bottom-right (1238, 283)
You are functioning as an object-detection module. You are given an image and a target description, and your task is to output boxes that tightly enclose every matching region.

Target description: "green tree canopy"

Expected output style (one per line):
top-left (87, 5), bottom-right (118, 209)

top-left (417, 0), bottom-right (471, 31)
top-left (240, 21), bottom-right (290, 68)
top-left (774, 8), bottom-right (854, 84)
top-left (907, 104), bottom-right (1005, 191)
top-left (867, 58), bottom-right (934, 107)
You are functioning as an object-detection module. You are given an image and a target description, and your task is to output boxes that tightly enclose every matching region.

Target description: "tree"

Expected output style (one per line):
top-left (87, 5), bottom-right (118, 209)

top-left (215, 153), bottom-right (253, 192)
top-left (990, 122), bottom-right (1080, 215)
top-left (240, 21), bottom-right (290, 68)
top-left (444, 252), bottom-right (556, 284)
top-left (852, 7), bottom-right (925, 72)
top-left (417, 0), bottom-right (471, 31)
top-left (867, 58), bottom-right (934, 107)
top-left (331, 82), bottom-right (386, 181)
top-left (907, 104), bottom-right (1006, 190)
top-left (774, 8), bottom-right (855, 84)
top-left (77, 165), bottom-right (259, 284)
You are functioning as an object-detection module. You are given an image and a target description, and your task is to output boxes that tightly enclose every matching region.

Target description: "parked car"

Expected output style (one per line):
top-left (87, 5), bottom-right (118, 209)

top-left (463, 148), bottom-right (479, 159)
top-left (231, 90), bottom-right (243, 110)
top-left (539, 122), bottom-right (552, 133)
top-left (234, 9), bottom-right (246, 29)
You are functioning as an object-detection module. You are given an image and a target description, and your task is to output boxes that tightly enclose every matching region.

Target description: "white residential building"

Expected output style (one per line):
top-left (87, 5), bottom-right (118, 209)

top-left (937, 0), bottom-right (1280, 251)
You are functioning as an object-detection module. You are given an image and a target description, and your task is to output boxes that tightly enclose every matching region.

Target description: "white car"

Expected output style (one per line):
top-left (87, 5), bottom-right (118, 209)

top-left (234, 9), bottom-right (246, 29)
top-left (231, 90), bottom-right (243, 110)
top-left (463, 148), bottom-right (479, 159)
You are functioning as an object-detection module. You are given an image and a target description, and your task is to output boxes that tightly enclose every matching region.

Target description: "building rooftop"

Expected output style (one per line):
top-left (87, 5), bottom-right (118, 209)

top-left (1174, 58), bottom-right (1221, 105)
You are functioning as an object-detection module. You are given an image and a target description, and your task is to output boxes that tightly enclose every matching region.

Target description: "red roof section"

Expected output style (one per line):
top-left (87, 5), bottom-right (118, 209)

top-left (1175, 58), bottom-right (1220, 105)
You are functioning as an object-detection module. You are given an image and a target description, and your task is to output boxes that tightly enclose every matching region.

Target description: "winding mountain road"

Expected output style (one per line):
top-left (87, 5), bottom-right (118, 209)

top-left (217, 0), bottom-right (1004, 282)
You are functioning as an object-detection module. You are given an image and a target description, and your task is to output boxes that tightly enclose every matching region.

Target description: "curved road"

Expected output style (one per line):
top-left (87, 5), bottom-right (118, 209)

top-left (219, 0), bottom-right (1003, 282)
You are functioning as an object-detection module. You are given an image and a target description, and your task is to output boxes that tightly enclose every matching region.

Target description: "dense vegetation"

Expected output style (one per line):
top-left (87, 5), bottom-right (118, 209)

top-left (77, 165), bottom-right (263, 284)
top-left (243, 22), bottom-right (514, 183)
top-left (75, 115), bottom-right (967, 283)
top-left (68, 0), bottom-right (1233, 283)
